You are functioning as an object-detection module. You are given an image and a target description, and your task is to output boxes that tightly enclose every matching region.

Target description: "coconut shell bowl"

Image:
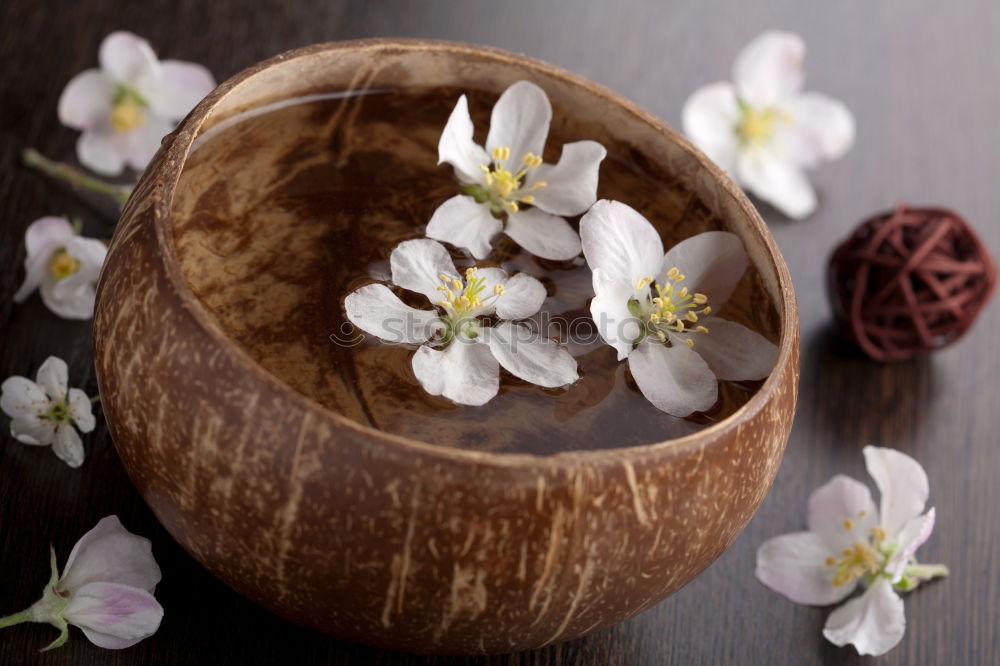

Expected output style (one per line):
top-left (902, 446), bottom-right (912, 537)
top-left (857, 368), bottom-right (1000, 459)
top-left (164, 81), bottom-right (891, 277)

top-left (93, 39), bottom-right (799, 655)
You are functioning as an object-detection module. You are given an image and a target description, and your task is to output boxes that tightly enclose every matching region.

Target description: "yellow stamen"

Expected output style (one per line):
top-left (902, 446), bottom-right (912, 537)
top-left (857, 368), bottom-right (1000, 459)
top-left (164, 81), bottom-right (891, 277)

top-left (109, 98), bottom-right (146, 133)
top-left (684, 338), bottom-right (694, 348)
top-left (494, 284), bottom-right (505, 296)
top-left (872, 526), bottom-right (887, 542)
top-left (48, 249), bottom-right (80, 280)
top-left (844, 519), bottom-right (854, 530)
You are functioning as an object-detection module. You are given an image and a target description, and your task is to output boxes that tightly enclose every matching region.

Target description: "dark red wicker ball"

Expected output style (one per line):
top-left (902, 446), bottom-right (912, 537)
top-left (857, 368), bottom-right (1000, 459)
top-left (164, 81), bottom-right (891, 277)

top-left (828, 204), bottom-right (996, 361)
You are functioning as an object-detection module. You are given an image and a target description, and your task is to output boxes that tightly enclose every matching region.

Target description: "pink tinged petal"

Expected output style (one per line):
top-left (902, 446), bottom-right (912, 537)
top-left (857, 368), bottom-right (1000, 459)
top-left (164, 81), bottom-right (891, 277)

top-left (886, 508), bottom-right (935, 582)
top-left (122, 113), bottom-right (174, 172)
top-left (61, 516), bottom-right (162, 592)
top-left (807, 475), bottom-right (879, 550)
top-left (344, 284), bottom-right (442, 345)
top-left (863, 446), bottom-right (929, 539)
top-left (77, 129), bottom-right (126, 176)
top-left (528, 140), bottom-right (607, 216)
top-left (485, 80), bottom-right (552, 165)
top-left (661, 231), bottom-right (748, 309)
top-left (426, 195), bottom-right (503, 260)
top-left (756, 531), bottom-right (858, 606)
top-left (733, 31), bottom-right (806, 108)
top-left (580, 200), bottom-right (664, 289)
top-left (53, 426), bottom-right (85, 468)
top-left (483, 321), bottom-right (578, 388)
top-left (389, 238), bottom-right (460, 304)
top-left (685, 318), bottom-right (777, 381)
top-left (40, 276), bottom-right (97, 320)
top-left (779, 92), bottom-right (855, 168)
top-left (24, 217), bottom-right (75, 257)
top-left (503, 208), bottom-right (581, 261)
top-left (64, 582), bottom-right (163, 649)
top-left (627, 340), bottom-right (717, 417)
top-left (11, 417), bottom-right (56, 446)
top-left (495, 273), bottom-right (546, 320)
top-left (58, 70), bottom-right (115, 130)
top-left (99, 31), bottom-right (160, 85)
top-left (68, 388), bottom-right (96, 433)
top-left (438, 94), bottom-right (490, 184)
top-left (681, 82), bottom-right (742, 172)
top-left (1, 376), bottom-right (50, 421)
top-left (823, 578), bottom-right (906, 657)
top-left (590, 270), bottom-right (640, 361)
top-left (141, 60), bottom-right (216, 120)
top-left (36, 356), bottom-right (69, 401)
top-left (411, 340), bottom-right (498, 406)
top-left (736, 149), bottom-right (816, 219)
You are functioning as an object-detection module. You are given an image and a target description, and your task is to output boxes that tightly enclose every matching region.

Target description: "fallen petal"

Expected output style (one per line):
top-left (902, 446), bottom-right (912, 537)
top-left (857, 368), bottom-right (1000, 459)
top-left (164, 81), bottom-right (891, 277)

top-left (823, 578), bottom-right (906, 656)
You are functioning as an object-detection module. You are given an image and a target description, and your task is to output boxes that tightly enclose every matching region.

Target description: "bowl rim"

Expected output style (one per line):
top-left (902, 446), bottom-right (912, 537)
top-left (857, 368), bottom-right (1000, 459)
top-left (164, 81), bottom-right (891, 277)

top-left (142, 37), bottom-right (799, 468)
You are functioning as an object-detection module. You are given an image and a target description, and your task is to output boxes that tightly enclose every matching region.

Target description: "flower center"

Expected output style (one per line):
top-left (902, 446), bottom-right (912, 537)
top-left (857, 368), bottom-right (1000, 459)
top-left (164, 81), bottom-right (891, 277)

top-left (629, 268), bottom-right (712, 348)
top-left (109, 85), bottom-right (148, 133)
top-left (464, 146), bottom-right (548, 215)
top-left (48, 249), bottom-right (81, 280)
top-left (44, 399), bottom-right (73, 425)
top-left (435, 267), bottom-right (505, 343)
top-left (736, 105), bottom-right (785, 146)
top-left (824, 515), bottom-right (890, 587)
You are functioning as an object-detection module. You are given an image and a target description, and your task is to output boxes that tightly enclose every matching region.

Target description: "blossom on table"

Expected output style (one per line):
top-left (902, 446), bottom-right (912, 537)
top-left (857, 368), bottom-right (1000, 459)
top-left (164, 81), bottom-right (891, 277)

top-left (344, 238), bottom-right (578, 405)
top-left (580, 200), bottom-right (777, 417)
top-left (430, 80), bottom-right (606, 260)
top-left (756, 446), bottom-right (948, 656)
top-left (0, 516), bottom-right (163, 651)
top-left (58, 31), bottom-right (216, 176)
top-left (682, 31), bottom-right (854, 219)
top-left (1, 356), bottom-right (96, 468)
top-left (13, 217), bottom-right (106, 320)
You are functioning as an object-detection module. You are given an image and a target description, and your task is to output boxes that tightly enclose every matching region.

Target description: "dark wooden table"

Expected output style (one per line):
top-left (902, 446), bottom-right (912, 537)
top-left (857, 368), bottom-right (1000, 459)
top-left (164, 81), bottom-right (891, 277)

top-left (2, 1), bottom-right (997, 664)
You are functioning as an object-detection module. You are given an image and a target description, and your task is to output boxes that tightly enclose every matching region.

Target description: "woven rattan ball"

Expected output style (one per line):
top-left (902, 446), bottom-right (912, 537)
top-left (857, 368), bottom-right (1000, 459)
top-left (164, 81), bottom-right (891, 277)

top-left (828, 204), bottom-right (996, 361)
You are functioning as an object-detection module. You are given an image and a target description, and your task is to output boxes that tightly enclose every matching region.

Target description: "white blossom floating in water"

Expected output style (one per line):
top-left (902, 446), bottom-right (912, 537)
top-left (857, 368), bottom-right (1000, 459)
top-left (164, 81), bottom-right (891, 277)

top-left (682, 31), bottom-right (854, 219)
top-left (580, 200), bottom-right (777, 416)
top-left (431, 80), bottom-right (606, 260)
top-left (58, 31), bottom-right (216, 176)
top-left (344, 238), bottom-right (578, 405)
top-left (0, 356), bottom-right (96, 468)
top-left (14, 217), bottom-right (106, 320)
top-left (756, 446), bottom-right (948, 656)
top-left (0, 516), bottom-right (163, 650)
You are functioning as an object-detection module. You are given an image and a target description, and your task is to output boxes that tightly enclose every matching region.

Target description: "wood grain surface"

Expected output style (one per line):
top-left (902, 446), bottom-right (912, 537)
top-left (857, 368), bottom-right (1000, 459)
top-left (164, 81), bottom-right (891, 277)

top-left (1, 1), bottom-right (997, 664)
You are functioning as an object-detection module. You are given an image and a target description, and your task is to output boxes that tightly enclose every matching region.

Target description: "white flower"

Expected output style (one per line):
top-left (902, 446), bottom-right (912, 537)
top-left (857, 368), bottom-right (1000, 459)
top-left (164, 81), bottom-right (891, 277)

top-left (580, 200), bottom-right (777, 417)
top-left (344, 238), bottom-right (578, 405)
top-left (13, 217), bottom-right (107, 320)
top-left (0, 356), bottom-right (96, 468)
top-left (682, 31), bottom-right (855, 219)
top-left (58, 31), bottom-right (216, 176)
top-left (0, 516), bottom-right (163, 651)
top-left (756, 446), bottom-right (948, 657)
top-left (430, 80), bottom-right (607, 260)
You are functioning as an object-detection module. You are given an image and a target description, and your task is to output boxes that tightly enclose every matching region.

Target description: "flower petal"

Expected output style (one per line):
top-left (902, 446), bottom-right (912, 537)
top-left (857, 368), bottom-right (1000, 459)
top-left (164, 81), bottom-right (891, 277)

top-left (122, 113), bottom-right (174, 172)
top-left (528, 140), bottom-right (606, 216)
top-left (483, 321), bottom-right (578, 388)
top-left (733, 31), bottom-right (805, 107)
top-left (1, 376), bottom-right (49, 421)
top-left (779, 92), bottom-right (855, 168)
top-left (57, 70), bottom-right (115, 130)
top-left (411, 340), bottom-right (499, 406)
top-left (68, 388), bottom-right (97, 433)
top-left (344, 284), bottom-right (442, 345)
top-left (389, 238), bottom-right (460, 304)
top-left (77, 129), bottom-right (126, 177)
top-left (438, 94), bottom-right (490, 184)
top-left (590, 269), bottom-right (641, 361)
top-left (682, 318), bottom-right (777, 381)
top-left (99, 31), bottom-right (160, 85)
top-left (426, 195), bottom-right (503, 260)
top-left (140, 60), bottom-right (216, 120)
top-left (53, 426), bottom-right (85, 468)
top-left (64, 582), bottom-right (163, 649)
top-left (15, 217), bottom-right (76, 304)
top-left (756, 531), bottom-right (858, 606)
top-left (807, 474), bottom-right (879, 550)
top-left (580, 200), bottom-right (663, 290)
top-left (822, 578), bottom-right (906, 657)
top-left (627, 341), bottom-right (717, 417)
top-left (495, 273), bottom-right (546, 320)
top-left (40, 277), bottom-right (97, 320)
top-left (736, 149), bottom-right (816, 219)
top-left (36, 356), bottom-right (69, 401)
top-left (10, 417), bottom-right (56, 446)
top-left (485, 81), bottom-right (552, 166)
top-left (885, 508), bottom-right (935, 582)
top-left (504, 208), bottom-right (581, 261)
top-left (681, 82), bottom-right (741, 172)
top-left (61, 516), bottom-right (162, 593)
top-left (863, 446), bottom-right (929, 539)
top-left (64, 236), bottom-right (109, 282)
top-left (661, 231), bottom-right (748, 309)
